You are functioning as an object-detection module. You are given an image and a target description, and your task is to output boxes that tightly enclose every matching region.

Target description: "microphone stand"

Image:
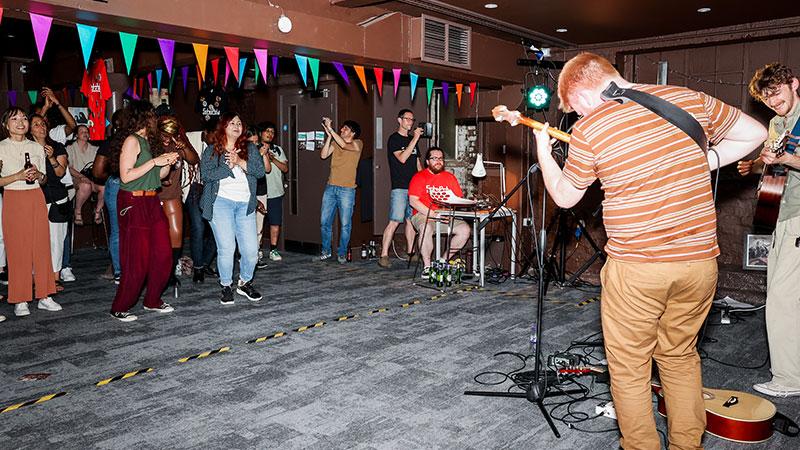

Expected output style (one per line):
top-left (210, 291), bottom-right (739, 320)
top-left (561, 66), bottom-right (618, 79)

top-left (465, 162), bottom-right (582, 438)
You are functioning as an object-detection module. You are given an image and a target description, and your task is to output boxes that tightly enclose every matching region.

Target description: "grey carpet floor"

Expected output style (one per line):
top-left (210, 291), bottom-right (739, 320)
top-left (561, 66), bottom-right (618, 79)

top-left (0, 249), bottom-right (797, 449)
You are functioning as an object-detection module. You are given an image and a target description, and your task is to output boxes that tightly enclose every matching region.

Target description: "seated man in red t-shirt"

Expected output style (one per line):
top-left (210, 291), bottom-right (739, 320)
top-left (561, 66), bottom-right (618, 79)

top-left (408, 147), bottom-right (471, 277)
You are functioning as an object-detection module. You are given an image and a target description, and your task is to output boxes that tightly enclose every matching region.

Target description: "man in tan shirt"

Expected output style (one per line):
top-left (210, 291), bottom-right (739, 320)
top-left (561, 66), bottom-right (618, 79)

top-left (318, 117), bottom-right (362, 264)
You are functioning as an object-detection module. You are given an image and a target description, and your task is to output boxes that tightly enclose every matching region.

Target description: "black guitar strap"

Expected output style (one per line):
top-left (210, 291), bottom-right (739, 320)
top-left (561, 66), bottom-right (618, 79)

top-left (601, 81), bottom-right (708, 153)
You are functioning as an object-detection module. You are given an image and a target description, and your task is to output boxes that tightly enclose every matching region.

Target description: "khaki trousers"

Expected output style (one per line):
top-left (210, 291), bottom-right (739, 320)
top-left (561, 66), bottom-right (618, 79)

top-left (766, 216), bottom-right (800, 389)
top-left (600, 257), bottom-right (716, 450)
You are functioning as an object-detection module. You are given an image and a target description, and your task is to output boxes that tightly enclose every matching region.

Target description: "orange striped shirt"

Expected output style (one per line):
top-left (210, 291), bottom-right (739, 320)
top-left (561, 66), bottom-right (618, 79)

top-left (562, 84), bottom-right (741, 262)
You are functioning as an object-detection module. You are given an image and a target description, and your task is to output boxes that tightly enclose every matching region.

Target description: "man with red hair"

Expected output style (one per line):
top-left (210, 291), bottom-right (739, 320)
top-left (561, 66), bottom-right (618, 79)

top-left (534, 52), bottom-right (766, 449)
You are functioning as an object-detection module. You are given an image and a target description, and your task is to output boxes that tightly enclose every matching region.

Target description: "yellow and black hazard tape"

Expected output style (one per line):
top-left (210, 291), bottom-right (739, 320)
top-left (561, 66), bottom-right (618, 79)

top-left (0, 392), bottom-right (67, 414)
top-left (247, 332), bottom-right (286, 344)
top-left (96, 368), bottom-right (154, 387)
top-left (294, 321), bottom-right (325, 332)
top-left (430, 293), bottom-right (447, 301)
top-left (179, 346), bottom-right (230, 363)
top-left (369, 308), bottom-right (388, 315)
top-left (577, 296), bottom-right (600, 307)
top-left (401, 299), bottom-right (422, 308)
top-left (335, 314), bottom-right (358, 321)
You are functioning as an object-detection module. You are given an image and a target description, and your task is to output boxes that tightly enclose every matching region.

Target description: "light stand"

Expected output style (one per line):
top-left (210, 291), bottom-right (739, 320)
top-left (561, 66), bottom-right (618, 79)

top-left (464, 163), bottom-right (582, 438)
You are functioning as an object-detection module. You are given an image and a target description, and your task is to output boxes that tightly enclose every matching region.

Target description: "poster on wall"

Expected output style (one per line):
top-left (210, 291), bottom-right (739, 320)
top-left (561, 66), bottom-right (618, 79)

top-left (68, 107), bottom-right (90, 126)
top-left (305, 133), bottom-right (316, 151)
top-left (297, 132), bottom-right (307, 151)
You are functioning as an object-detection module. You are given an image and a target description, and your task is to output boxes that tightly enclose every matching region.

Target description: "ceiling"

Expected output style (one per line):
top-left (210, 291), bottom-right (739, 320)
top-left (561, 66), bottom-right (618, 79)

top-left (369, 0), bottom-right (797, 47)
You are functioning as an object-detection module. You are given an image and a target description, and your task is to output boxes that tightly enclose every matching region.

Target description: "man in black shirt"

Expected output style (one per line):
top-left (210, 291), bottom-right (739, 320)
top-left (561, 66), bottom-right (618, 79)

top-left (378, 109), bottom-right (423, 268)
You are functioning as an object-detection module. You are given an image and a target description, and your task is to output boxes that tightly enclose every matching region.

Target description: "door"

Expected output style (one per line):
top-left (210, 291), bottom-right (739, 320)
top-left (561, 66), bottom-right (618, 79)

top-left (279, 84), bottom-right (337, 247)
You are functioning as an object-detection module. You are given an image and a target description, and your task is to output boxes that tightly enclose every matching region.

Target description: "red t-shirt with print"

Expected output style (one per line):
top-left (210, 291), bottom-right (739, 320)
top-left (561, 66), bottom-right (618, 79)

top-left (408, 169), bottom-right (463, 214)
top-left (80, 59), bottom-right (112, 140)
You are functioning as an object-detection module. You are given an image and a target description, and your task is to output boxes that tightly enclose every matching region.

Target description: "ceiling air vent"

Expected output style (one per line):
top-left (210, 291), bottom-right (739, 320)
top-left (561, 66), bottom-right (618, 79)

top-left (411, 15), bottom-right (471, 69)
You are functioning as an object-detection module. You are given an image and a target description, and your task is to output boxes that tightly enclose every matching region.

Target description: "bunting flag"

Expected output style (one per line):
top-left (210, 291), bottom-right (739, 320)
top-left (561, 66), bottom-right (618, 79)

top-left (426, 78), bottom-right (434, 105)
top-left (181, 66), bottom-right (189, 93)
top-left (155, 69), bottom-right (163, 92)
top-left (224, 46), bottom-right (240, 82)
top-left (7, 91), bottom-right (16, 107)
top-left (254, 64), bottom-right (261, 85)
top-left (157, 38), bottom-right (175, 77)
top-left (392, 68), bottom-right (402, 98)
top-left (75, 23), bottom-right (97, 69)
top-left (254, 48), bottom-right (269, 84)
top-left (455, 83), bottom-right (463, 108)
top-left (354, 65), bottom-right (368, 93)
top-left (196, 65), bottom-right (203, 90)
top-left (224, 62), bottom-right (231, 87)
top-left (118, 32), bottom-right (138, 75)
top-left (373, 67), bottom-right (384, 97)
top-left (410, 72), bottom-right (419, 101)
top-left (146, 72), bottom-right (153, 91)
top-left (469, 82), bottom-right (477, 105)
top-left (30, 13), bottom-right (53, 61)
top-left (211, 58), bottom-right (220, 85)
top-left (271, 56), bottom-right (279, 79)
top-left (308, 57), bottom-right (320, 90)
top-left (124, 86), bottom-right (133, 99)
top-left (294, 55), bottom-right (308, 87)
top-left (442, 81), bottom-right (449, 106)
top-left (169, 69), bottom-right (176, 93)
top-left (238, 57), bottom-right (247, 87)
top-left (0, 8), bottom-right (4, 26)
top-left (192, 43), bottom-right (208, 81)
top-left (28, 90), bottom-right (38, 105)
top-left (332, 62), bottom-right (349, 86)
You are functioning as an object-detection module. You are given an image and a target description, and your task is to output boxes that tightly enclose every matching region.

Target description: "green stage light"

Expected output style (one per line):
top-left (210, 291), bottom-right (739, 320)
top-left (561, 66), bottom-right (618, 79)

top-left (526, 84), bottom-right (551, 110)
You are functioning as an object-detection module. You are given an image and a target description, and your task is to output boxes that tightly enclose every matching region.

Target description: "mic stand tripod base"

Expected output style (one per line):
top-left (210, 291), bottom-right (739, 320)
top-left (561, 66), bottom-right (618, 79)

top-left (464, 382), bottom-right (585, 438)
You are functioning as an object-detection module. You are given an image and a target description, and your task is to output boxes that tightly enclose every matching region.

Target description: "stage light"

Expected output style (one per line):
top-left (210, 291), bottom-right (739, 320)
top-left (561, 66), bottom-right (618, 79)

top-left (526, 84), bottom-right (551, 110)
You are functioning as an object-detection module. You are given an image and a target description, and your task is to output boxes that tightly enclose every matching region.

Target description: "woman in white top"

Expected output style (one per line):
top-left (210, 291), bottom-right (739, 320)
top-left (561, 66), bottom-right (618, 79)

top-left (66, 124), bottom-right (104, 224)
top-left (0, 107), bottom-right (61, 319)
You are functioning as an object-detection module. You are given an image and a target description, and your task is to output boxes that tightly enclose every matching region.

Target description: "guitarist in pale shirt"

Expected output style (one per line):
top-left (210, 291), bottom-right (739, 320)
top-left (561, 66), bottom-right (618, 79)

top-left (737, 63), bottom-right (800, 399)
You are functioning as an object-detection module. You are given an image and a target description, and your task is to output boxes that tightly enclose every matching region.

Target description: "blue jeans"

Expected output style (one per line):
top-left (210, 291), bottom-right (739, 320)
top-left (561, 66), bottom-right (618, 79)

top-left (185, 183), bottom-right (217, 268)
top-left (320, 184), bottom-right (356, 257)
top-left (104, 176), bottom-right (121, 275)
top-left (209, 196), bottom-right (258, 287)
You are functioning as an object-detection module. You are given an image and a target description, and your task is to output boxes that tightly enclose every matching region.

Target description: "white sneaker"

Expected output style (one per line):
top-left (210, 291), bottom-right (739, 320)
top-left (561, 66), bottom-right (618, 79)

top-left (14, 303), bottom-right (30, 316)
top-left (269, 249), bottom-right (282, 261)
top-left (60, 267), bottom-right (76, 282)
top-left (753, 381), bottom-right (800, 398)
top-left (0, 314), bottom-right (5, 322)
top-left (37, 297), bottom-right (62, 312)
top-left (143, 303), bottom-right (175, 313)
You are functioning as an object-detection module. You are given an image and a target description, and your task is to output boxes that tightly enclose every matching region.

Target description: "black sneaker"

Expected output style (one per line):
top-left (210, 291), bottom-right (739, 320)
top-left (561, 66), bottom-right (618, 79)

top-left (236, 280), bottom-right (262, 301)
top-left (110, 311), bottom-right (138, 322)
top-left (193, 267), bottom-right (205, 283)
top-left (256, 257), bottom-right (269, 270)
top-left (220, 285), bottom-right (235, 305)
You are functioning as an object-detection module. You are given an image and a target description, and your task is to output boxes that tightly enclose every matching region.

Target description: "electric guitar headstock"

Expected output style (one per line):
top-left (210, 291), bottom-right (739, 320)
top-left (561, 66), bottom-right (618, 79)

top-left (491, 104), bottom-right (572, 144)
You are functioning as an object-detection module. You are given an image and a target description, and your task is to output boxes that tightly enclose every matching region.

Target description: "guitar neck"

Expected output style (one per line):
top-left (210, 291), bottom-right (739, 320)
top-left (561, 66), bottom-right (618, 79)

top-left (516, 117), bottom-right (572, 143)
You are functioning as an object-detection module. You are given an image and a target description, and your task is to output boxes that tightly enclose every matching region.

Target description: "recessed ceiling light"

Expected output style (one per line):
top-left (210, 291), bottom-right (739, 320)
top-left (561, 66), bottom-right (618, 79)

top-left (484, 3), bottom-right (498, 8)
top-left (697, 7), bottom-right (711, 13)
top-left (556, 28), bottom-right (568, 33)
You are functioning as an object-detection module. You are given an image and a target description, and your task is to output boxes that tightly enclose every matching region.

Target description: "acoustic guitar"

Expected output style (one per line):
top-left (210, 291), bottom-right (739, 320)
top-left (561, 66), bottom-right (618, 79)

top-left (652, 383), bottom-right (777, 444)
top-left (491, 105), bottom-right (572, 144)
top-left (753, 130), bottom-right (794, 231)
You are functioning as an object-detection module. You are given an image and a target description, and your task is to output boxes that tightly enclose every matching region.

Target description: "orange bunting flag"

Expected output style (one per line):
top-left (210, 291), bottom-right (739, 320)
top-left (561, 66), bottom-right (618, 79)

top-left (193, 43), bottom-right (208, 81)
top-left (455, 83), bottom-right (463, 108)
top-left (354, 65), bottom-right (368, 93)
top-left (196, 65), bottom-right (203, 90)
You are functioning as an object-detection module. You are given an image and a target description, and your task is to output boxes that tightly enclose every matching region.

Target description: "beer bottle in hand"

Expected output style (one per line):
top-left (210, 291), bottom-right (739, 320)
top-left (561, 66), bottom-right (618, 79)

top-left (24, 152), bottom-right (35, 185)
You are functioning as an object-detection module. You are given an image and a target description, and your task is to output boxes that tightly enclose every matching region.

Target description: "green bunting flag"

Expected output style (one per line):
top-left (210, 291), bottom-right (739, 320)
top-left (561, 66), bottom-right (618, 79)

top-left (118, 32), bottom-right (138, 75)
top-left (426, 78), bottom-right (434, 105)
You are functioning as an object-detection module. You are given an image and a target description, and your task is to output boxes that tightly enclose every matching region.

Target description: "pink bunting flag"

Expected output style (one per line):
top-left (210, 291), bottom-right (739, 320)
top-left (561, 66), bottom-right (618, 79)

top-left (224, 46), bottom-right (240, 82)
top-left (0, 8), bottom-right (4, 26)
top-left (157, 38), bottom-right (175, 77)
top-left (373, 67), bottom-right (384, 97)
top-left (147, 72), bottom-right (153, 91)
top-left (392, 68), bottom-right (402, 98)
top-left (224, 63), bottom-right (231, 87)
top-left (29, 13), bottom-right (53, 61)
top-left (469, 82), bottom-right (477, 106)
top-left (332, 62), bottom-right (349, 86)
top-left (254, 48), bottom-right (269, 84)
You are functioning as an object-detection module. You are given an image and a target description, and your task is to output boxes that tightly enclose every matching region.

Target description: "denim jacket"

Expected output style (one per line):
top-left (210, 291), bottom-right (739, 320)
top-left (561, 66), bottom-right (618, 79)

top-left (200, 142), bottom-right (265, 221)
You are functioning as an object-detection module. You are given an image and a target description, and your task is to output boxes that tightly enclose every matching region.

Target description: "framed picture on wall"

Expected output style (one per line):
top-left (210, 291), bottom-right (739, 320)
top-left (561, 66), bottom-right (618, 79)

top-left (68, 107), bottom-right (89, 126)
top-left (743, 234), bottom-right (772, 270)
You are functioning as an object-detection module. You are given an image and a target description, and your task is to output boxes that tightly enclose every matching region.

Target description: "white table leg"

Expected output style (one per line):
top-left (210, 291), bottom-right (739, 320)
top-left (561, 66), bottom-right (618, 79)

top-left (511, 212), bottom-right (517, 280)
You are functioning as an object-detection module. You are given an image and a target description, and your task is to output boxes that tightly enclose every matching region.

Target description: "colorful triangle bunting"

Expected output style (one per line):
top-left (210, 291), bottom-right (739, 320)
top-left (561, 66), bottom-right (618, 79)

top-left (410, 72), bottom-right (419, 101)
top-left (294, 55), bottom-right (308, 87)
top-left (211, 59), bottom-right (220, 85)
top-left (393, 68), bottom-right (402, 98)
top-left (469, 82), bottom-right (477, 106)
top-left (192, 43), bottom-right (208, 81)
top-left (238, 57), bottom-right (247, 87)
top-left (118, 32), bottom-right (138, 75)
top-left (158, 38), bottom-right (175, 77)
top-left (308, 58), bottom-right (320, 90)
top-left (181, 66), bottom-right (189, 93)
top-left (224, 47), bottom-right (240, 82)
top-left (7, 91), bottom-right (16, 107)
top-left (426, 78), bottom-right (434, 105)
top-left (373, 67), bottom-right (384, 97)
top-left (442, 81), bottom-right (449, 106)
top-left (76, 23), bottom-right (97, 69)
top-left (29, 13), bottom-right (53, 61)
top-left (455, 83), bottom-right (463, 108)
top-left (354, 65), bottom-right (368, 93)
top-left (254, 49), bottom-right (269, 84)
top-left (332, 62), bottom-right (350, 86)
top-left (271, 56), bottom-right (279, 79)
top-left (28, 90), bottom-right (38, 105)
top-left (155, 69), bottom-right (163, 92)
